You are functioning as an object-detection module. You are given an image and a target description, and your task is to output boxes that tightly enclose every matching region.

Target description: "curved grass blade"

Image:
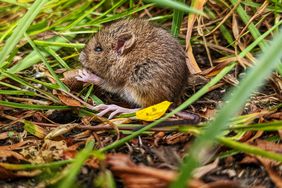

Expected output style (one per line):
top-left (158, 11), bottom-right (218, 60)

top-left (44, 47), bottom-right (71, 70)
top-left (0, 35), bottom-right (75, 80)
top-left (88, 0), bottom-right (127, 25)
top-left (230, 0), bottom-right (266, 49)
top-left (230, 120), bottom-right (282, 131)
top-left (145, 0), bottom-right (205, 16)
top-left (0, 0), bottom-right (48, 66)
top-left (24, 33), bottom-right (69, 92)
top-left (218, 137), bottom-right (282, 162)
top-left (171, 29), bottom-right (282, 188)
top-left (0, 69), bottom-right (59, 102)
top-left (65, 0), bottom-right (106, 30)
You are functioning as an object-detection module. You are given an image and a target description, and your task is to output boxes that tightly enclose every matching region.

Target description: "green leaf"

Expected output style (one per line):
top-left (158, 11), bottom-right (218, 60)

top-left (23, 120), bottom-right (47, 138)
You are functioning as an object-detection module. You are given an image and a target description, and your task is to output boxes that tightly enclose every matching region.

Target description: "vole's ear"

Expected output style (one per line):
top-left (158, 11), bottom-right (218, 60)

top-left (115, 32), bottom-right (136, 55)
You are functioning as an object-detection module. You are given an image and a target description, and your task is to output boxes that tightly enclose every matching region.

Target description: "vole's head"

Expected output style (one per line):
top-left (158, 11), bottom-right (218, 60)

top-left (79, 20), bottom-right (137, 79)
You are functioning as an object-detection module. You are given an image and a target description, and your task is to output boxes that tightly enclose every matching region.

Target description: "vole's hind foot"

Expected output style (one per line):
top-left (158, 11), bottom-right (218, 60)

top-left (93, 104), bottom-right (139, 119)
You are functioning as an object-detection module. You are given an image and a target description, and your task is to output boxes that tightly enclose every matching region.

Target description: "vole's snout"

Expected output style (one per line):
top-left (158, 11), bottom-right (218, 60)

top-left (79, 51), bottom-right (87, 66)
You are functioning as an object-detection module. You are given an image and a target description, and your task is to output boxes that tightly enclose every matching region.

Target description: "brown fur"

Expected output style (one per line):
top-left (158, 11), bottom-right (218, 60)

top-left (80, 18), bottom-right (188, 107)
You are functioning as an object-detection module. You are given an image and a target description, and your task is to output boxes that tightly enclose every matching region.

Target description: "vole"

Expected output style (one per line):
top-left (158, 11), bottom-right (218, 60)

top-left (76, 18), bottom-right (190, 119)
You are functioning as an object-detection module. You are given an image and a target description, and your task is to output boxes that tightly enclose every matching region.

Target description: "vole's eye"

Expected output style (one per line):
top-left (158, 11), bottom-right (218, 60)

top-left (94, 46), bottom-right (103, 52)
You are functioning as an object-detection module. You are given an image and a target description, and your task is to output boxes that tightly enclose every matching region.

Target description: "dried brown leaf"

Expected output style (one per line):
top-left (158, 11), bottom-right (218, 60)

top-left (257, 157), bottom-right (282, 188)
top-left (270, 73), bottom-right (282, 96)
top-left (185, 0), bottom-right (207, 74)
top-left (232, 14), bottom-right (255, 66)
top-left (0, 150), bottom-right (28, 162)
top-left (254, 139), bottom-right (282, 153)
top-left (0, 140), bottom-right (37, 150)
top-left (45, 123), bottom-right (78, 139)
top-left (204, 180), bottom-right (242, 188)
top-left (23, 120), bottom-right (48, 138)
top-left (0, 132), bottom-right (9, 140)
top-left (58, 94), bottom-right (81, 107)
top-left (194, 158), bottom-right (219, 178)
top-left (163, 133), bottom-right (190, 145)
top-left (106, 154), bottom-right (205, 188)
top-left (0, 166), bottom-right (41, 180)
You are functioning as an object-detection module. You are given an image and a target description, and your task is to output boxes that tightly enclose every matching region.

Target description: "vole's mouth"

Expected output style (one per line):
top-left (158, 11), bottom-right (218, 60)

top-left (83, 66), bottom-right (104, 80)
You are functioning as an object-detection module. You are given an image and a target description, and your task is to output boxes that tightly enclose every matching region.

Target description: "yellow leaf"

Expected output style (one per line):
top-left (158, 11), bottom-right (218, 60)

top-left (23, 120), bottom-right (47, 139)
top-left (136, 101), bottom-right (172, 121)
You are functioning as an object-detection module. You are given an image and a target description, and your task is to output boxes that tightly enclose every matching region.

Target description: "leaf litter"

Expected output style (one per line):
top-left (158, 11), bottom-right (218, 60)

top-left (0, 1), bottom-right (281, 187)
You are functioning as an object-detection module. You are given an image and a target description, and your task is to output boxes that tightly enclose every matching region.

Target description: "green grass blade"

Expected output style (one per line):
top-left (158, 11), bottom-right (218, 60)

top-left (0, 160), bottom-right (72, 170)
top-left (25, 77), bottom-right (60, 90)
top-left (171, 30), bottom-right (282, 188)
top-left (205, 8), bottom-right (234, 45)
top-left (218, 137), bottom-right (282, 162)
top-left (0, 90), bottom-right (37, 96)
top-left (49, 1), bottom-right (92, 28)
top-left (230, 0), bottom-right (266, 49)
top-left (44, 47), bottom-right (71, 70)
top-left (0, 22), bottom-right (17, 43)
top-left (34, 40), bottom-right (84, 48)
top-left (24, 33), bottom-right (70, 92)
top-left (171, 0), bottom-right (185, 37)
top-left (92, 3), bottom-right (154, 25)
top-left (0, 0), bottom-right (29, 7)
top-left (92, 0), bottom-right (127, 22)
top-left (0, 35), bottom-right (75, 80)
top-left (130, 0), bottom-right (134, 8)
top-left (241, 20), bottom-right (282, 57)
top-left (0, 69), bottom-right (59, 102)
top-left (0, 81), bottom-right (21, 90)
top-left (0, 0), bottom-right (48, 66)
top-left (65, 0), bottom-right (106, 30)
top-left (146, 0), bottom-right (205, 16)
top-left (0, 100), bottom-right (69, 110)
top-left (231, 120), bottom-right (282, 131)
top-left (59, 141), bottom-right (95, 188)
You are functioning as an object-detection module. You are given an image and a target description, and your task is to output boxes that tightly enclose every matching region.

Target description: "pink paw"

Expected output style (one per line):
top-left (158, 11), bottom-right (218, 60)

top-left (93, 104), bottom-right (139, 119)
top-left (75, 69), bottom-right (102, 85)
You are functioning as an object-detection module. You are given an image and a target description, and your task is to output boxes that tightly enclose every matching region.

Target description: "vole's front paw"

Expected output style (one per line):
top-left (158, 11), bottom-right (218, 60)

top-left (93, 104), bottom-right (139, 119)
top-left (75, 69), bottom-right (102, 85)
